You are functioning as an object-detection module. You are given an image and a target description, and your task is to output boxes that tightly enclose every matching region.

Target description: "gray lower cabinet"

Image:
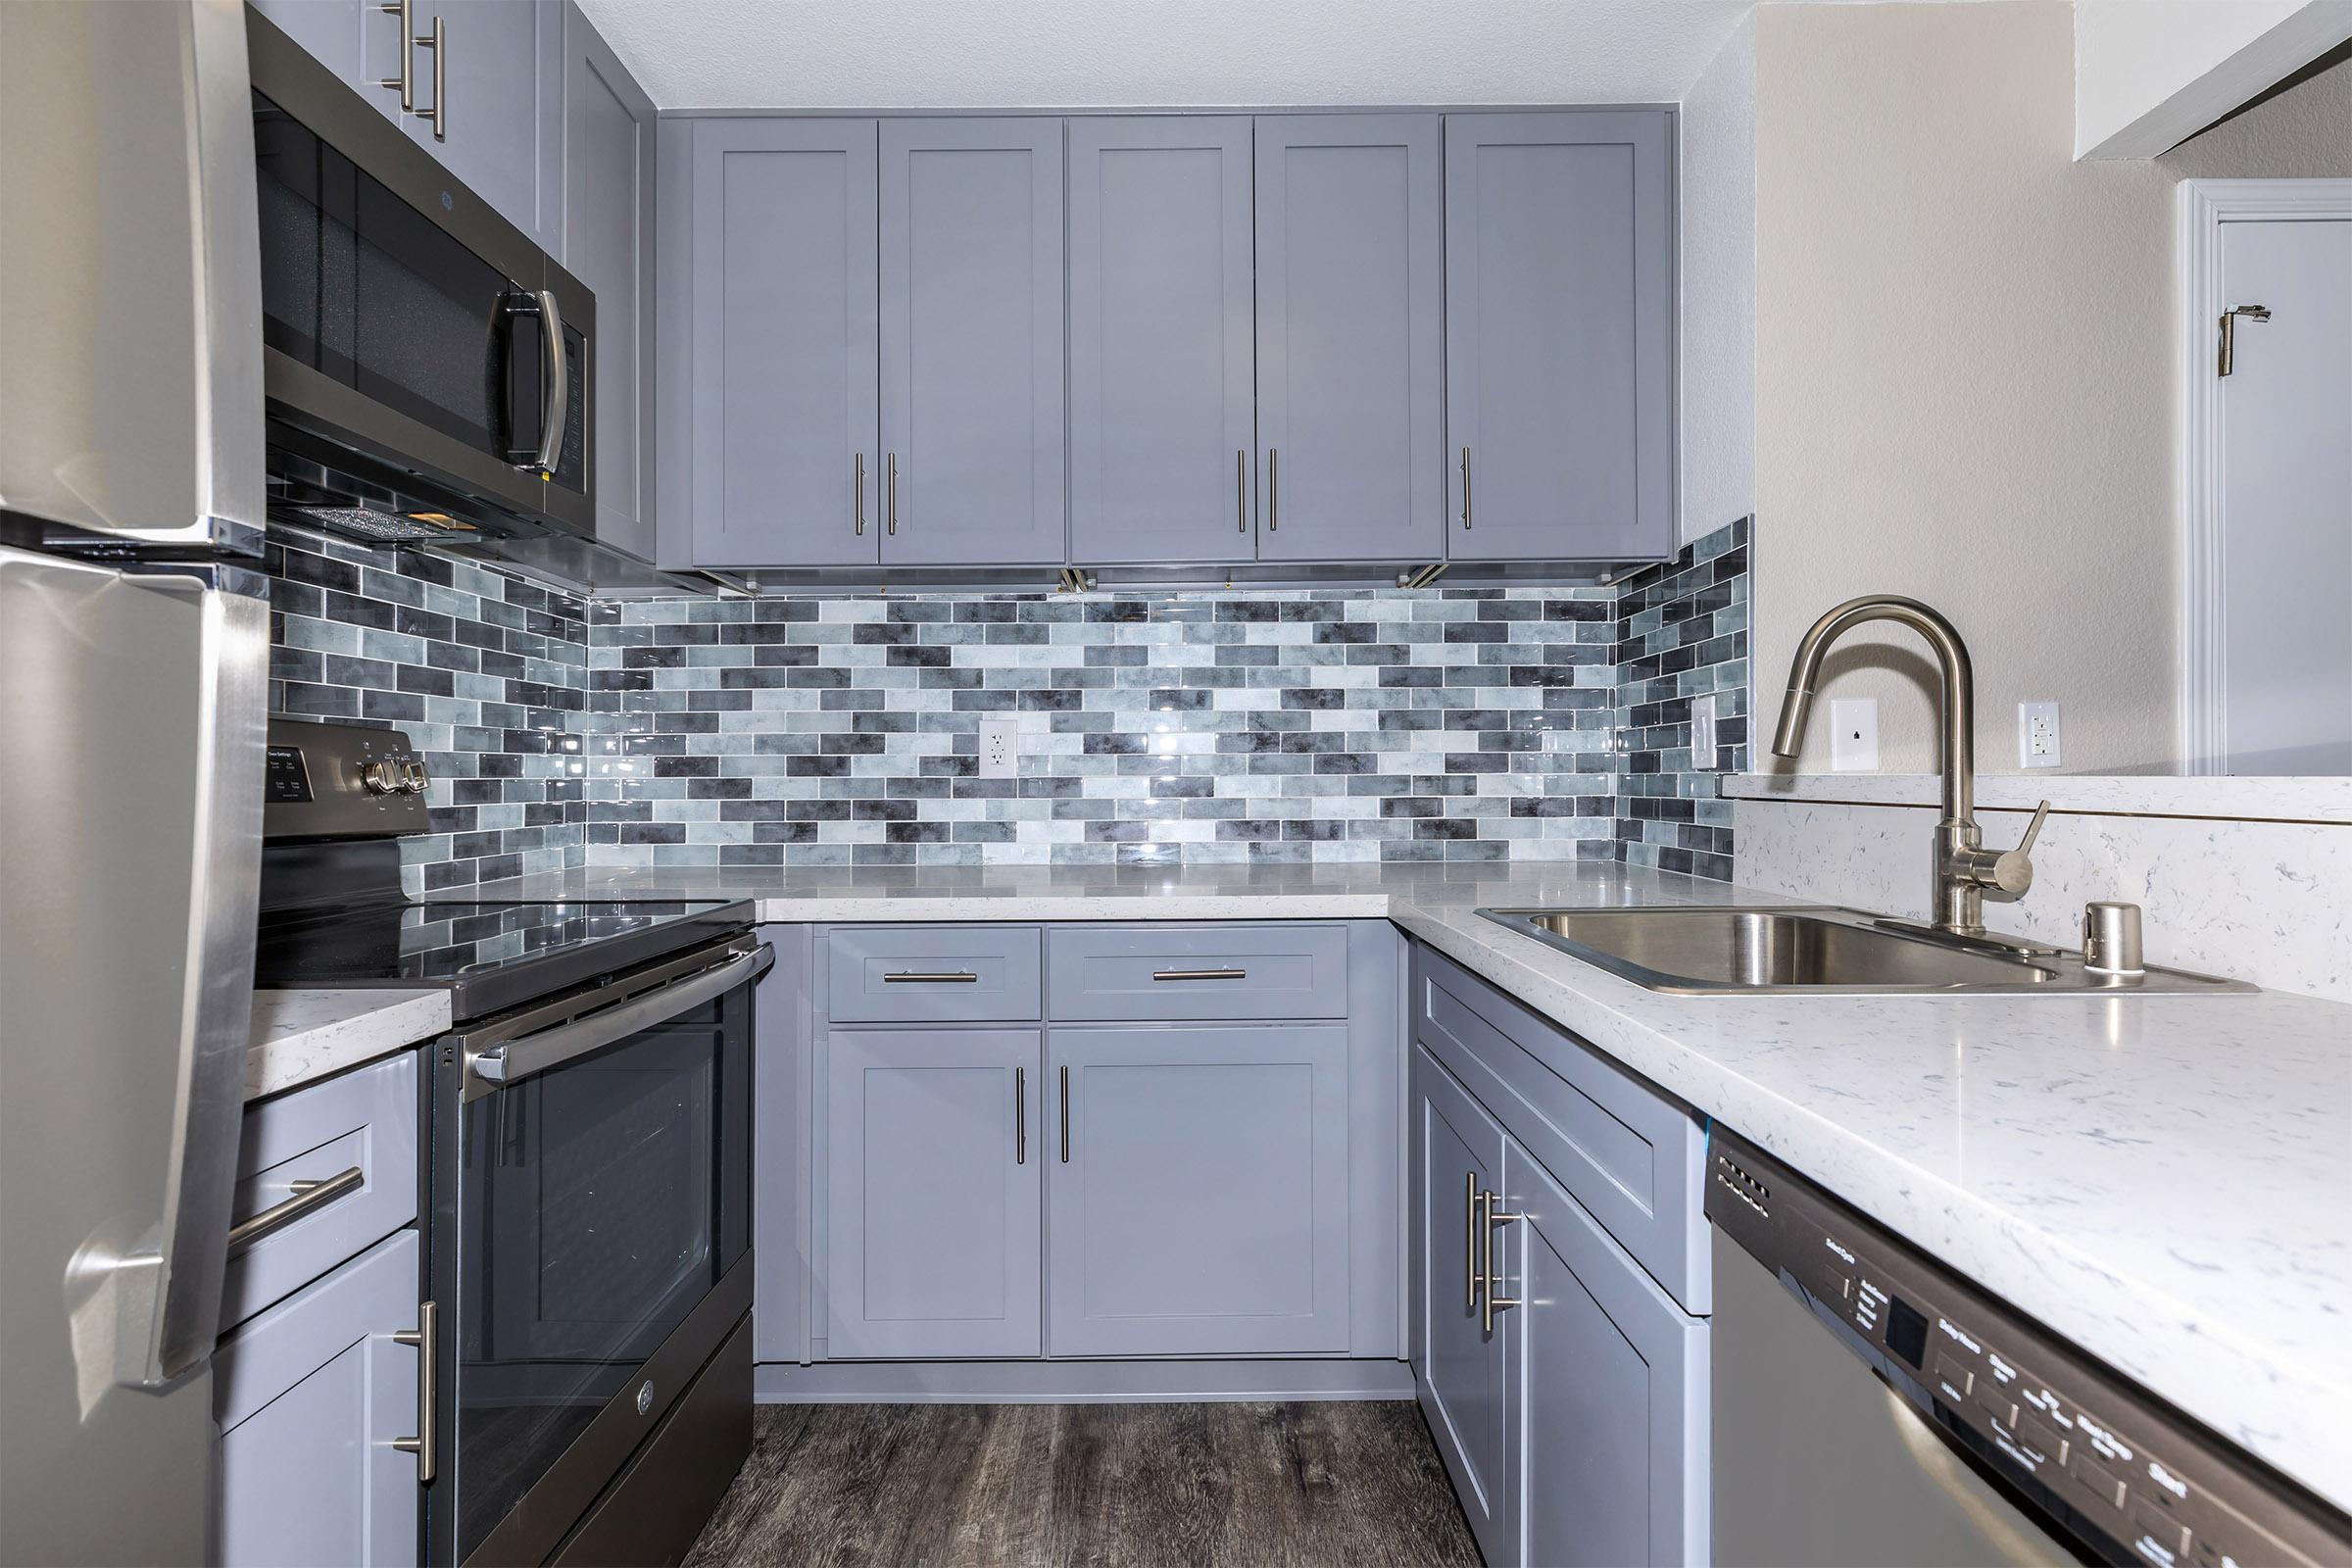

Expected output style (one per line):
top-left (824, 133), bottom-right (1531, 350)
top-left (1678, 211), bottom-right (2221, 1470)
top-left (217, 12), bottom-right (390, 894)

top-left (1411, 1044), bottom-right (1513, 1559)
top-left (1048, 1025), bottom-right (1350, 1356)
top-left (212, 1228), bottom-right (422, 1568)
top-left (823, 1027), bottom-right (1043, 1357)
top-left (560, 4), bottom-right (657, 560)
top-left (1445, 111), bottom-right (1675, 564)
top-left (879, 118), bottom-right (1066, 566)
top-left (1067, 117), bottom-right (1257, 565)
top-left (1253, 114), bottom-right (1446, 565)
top-left (686, 119), bottom-right (880, 568)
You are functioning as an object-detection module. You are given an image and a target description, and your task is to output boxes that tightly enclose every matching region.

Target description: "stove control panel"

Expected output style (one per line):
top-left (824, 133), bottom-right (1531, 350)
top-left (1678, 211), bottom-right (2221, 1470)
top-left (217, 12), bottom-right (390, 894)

top-left (1706, 1128), bottom-right (2351, 1568)
top-left (263, 716), bottom-right (431, 841)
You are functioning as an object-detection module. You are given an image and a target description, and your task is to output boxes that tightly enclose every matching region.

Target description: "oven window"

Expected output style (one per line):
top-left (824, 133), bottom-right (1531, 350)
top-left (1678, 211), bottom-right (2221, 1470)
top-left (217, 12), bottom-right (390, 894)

top-left (452, 981), bottom-right (751, 1561)
top-left (253, 90), bottom-right (514, 459)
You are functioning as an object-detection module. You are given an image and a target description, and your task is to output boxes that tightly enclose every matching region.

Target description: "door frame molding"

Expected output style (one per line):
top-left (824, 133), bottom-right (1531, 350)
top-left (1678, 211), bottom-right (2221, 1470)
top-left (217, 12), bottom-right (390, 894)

top-left (2176, 177), bottom-right (2352, 773)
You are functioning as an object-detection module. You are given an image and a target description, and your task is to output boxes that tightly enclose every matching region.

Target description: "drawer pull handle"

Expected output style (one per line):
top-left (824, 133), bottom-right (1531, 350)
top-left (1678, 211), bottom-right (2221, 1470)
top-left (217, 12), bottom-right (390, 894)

top-left (225, 1165), bottom-right (364, 1255)
top-left (1151, 968), bottom-right (1248, 982)
top-left (391, 1299), bottom-right (438, 1481)
top-left (883, 970), bottom-right (978, 983)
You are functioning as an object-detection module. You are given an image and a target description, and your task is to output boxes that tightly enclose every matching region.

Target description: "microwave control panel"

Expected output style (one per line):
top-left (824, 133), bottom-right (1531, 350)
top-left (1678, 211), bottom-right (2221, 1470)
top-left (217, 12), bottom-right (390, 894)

top-left (1706, 1128), bottom-right (2350, 1568)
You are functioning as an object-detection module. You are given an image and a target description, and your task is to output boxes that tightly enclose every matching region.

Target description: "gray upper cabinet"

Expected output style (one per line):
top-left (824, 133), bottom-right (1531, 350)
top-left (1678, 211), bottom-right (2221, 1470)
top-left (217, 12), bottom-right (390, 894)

top-left (410, 0), bottom-right (565, 253)
top-left (1445, 111), bottom-right (1675, 564)
top-left (1067, 118), bottom-right (1257, 566)
top-left (1047, 1025), bottom-right (1350, 1357)
top-left (688, 120), bottom-right (880, 568)
top-left (824, 1027), bottom-right (1043, 1358)
top-left (561, 7), bottom-right (656, 560)
top-left (879, 119), bottom-right (1067, 565)
top-left (1253, 114), bottom-right (1446, 565)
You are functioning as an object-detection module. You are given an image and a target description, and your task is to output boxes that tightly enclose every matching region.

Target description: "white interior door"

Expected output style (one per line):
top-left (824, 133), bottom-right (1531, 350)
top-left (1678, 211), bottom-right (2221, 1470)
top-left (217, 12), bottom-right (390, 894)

top-left (2211, 210), bottom-right (2352, 774)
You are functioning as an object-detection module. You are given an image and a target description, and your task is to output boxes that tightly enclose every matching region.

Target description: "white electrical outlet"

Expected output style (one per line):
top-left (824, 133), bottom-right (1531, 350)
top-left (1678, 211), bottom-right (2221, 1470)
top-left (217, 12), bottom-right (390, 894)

top-left (2018, 701), bottom-right (2062, 769)
top-left (1690, 693), bottom-right (1718, 770)
top-left (978, 717), bottom-right (1020, 779)
top-left (1829, 699), bottom-right (1880, 771)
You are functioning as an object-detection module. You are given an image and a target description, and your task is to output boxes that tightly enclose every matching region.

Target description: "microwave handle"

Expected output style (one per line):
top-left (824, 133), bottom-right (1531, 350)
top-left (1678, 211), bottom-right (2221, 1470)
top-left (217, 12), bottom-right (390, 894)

top-left (531, 288), bottom-right (567, 476)
top-left (467, 944), bottom-right (771, 1095)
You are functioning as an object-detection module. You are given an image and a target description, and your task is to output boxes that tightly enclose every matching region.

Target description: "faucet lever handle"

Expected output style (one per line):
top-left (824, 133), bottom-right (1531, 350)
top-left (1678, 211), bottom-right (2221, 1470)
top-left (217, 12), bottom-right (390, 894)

top-left (2014, 799), bottom-right (2050, 856)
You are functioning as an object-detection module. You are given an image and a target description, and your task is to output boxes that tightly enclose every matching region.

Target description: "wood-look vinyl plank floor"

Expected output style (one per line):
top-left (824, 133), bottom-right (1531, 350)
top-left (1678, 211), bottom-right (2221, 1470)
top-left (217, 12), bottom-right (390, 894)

top-left (684, 1400), bottom-right (1482, 1568)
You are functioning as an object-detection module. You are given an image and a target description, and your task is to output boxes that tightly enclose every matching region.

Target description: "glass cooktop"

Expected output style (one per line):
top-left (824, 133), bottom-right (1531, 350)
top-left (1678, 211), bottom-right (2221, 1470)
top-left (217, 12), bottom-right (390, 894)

top-left (253, 897), bottom-right (753, 1021)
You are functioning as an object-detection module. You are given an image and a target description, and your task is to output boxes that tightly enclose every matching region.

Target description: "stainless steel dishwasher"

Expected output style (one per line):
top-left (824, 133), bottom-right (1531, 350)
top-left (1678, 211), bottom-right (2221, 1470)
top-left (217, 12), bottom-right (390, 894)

top-left (1706, 1127), bottom-right (2350, 1568)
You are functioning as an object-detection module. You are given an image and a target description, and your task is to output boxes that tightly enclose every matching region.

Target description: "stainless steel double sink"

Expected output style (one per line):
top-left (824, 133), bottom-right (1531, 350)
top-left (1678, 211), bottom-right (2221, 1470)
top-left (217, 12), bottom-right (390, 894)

top-left (1475, 906), bottom-right (2253, 996)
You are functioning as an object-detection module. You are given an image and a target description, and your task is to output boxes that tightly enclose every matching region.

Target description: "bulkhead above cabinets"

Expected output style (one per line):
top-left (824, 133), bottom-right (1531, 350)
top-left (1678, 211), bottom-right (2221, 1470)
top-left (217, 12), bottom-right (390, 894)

top-left (655, 108), bottom-right (1677, 588)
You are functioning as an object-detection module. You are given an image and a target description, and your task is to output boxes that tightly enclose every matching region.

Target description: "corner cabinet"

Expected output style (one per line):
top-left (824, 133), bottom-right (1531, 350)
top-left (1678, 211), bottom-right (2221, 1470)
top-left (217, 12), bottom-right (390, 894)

top-left (662, 107), bottom-right (1675, 580)
top-left (1409, 944), bottom-right (1710, 1568)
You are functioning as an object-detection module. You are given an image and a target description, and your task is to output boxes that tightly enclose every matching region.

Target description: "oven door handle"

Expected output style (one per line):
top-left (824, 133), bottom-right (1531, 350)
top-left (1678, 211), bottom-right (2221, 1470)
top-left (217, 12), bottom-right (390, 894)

top-left (467, 944), bottom-right (772, 1094)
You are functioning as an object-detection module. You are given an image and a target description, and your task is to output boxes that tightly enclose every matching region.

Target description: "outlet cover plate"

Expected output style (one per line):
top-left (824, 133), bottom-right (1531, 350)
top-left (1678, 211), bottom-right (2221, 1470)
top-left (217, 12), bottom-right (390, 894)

top-left (978, 717), bottom-right (1019, 778)
top-left (1829, 699), bottom-right (1880, 771)
top-left (2018, 701), bottom-right (2062, 769)
top-left (1690, 694), bottom-right (1718, 770)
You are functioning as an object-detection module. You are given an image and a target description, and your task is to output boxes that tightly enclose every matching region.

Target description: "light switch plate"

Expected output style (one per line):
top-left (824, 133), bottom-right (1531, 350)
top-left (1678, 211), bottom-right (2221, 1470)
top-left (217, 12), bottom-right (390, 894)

top-left (978, 717), bottom-right (1019, 778)
top-left (1690, 694), bottom-right (1718, 770)
top-left (1829, 699), bottom-right (1880, 771)
top-left (2018, 702), bottom-right (2062, 769)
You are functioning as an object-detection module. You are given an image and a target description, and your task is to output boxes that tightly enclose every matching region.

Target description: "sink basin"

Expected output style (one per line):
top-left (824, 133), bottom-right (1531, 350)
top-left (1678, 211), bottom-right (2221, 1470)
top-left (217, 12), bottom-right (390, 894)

top-left (1475, 906), bottom-right (2254, 996)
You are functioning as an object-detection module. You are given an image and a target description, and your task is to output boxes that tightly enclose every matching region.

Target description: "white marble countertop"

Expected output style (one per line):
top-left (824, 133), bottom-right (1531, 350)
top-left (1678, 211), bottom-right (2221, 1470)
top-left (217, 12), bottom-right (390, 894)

top-left (460, 858), bottom-right (2352, 1511)
top-left (1725, 769), bottom-right (2352, 823)
top-left (246, 988), bottom-right (450, 1102)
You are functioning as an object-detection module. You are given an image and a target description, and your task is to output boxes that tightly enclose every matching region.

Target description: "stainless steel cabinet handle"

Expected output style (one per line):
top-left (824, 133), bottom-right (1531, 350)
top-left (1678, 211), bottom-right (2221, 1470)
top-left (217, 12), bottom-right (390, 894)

top-left (1014, 1066), bottom-right (1027, 1165)
top-left (423, 14), bottom-right (445, 141)
top-left (1236, 449), bottom-right (1248, 534)
top-left (1466, 1173), bottom-right (1484, 1312)
top-left (1151, 968), bottom-right (1247, 982)
top-left (391, 1299), bottom-right (437, 1481)
top-left (1460, 447), bottom-right (1473, 530)
top-left (1059, 1064), bottom-right (1070, 1163)
top-left (374, 0), bottom-right (415, 108)
top-left (855, 452), bottom-right (866, 536)
top-left (1267, 447), bottom-right (1278, 531)
top-left (530, 289), bottom-right (566, 476)
top-left (882, 970), bottom-right (977, 983)
top-left (1481, 1190), bottom-right (1522, 1335)
top-left (225, 1166), bottom-right (364, 1256)
top-left (886, 453), bottom-right (899, 535)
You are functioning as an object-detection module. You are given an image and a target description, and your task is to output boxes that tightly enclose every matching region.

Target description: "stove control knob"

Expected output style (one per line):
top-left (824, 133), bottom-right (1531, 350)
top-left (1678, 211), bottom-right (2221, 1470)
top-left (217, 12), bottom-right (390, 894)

top-left (401, 760), bottom-right (431, 795)
top-left (361, 760), bottom-right (402, 796)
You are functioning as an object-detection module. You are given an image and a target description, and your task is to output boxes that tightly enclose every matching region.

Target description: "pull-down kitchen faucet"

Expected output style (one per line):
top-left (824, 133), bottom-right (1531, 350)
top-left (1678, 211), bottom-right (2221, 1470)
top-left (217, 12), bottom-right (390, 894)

top-left (1770, 595), bottom-right (2047, 938)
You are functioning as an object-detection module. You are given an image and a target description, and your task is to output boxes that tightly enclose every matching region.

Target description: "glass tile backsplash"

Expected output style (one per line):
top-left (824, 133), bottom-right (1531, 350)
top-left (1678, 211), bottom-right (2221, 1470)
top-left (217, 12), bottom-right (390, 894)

top-left (266, 519), bottom-right (1750, 884)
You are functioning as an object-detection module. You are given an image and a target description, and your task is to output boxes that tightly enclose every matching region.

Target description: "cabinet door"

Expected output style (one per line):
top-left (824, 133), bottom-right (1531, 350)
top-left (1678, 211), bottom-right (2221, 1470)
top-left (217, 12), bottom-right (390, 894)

top-left (1068, 117), bottom-right (1256, 565)
top-left (1253, 114), bottom-right (1444, 564)
top-left (1048, 1025), bottom-right (1349, 1356)
top-left (1445, 111), bottom-right (1674, 564)
top-left (1505, 1139), bottom-right (1708, 1568)
top-left (409, 0), bottom-right (564, 251)
top-left (824, 1028), bottom-right (1042, 1357)
top-left (689, 120), bottom-right (880, 568)
top-left (879, 118), bottom-right (1066, 565)
top-left (561, 7), bottom-right (656, 559)
top-left (249, 0), bottom-right (366, 81)
top-left (1410, 1044), bottom-right (1515, 1564)
top-left (212, 1230), bottom-right (422, 1568)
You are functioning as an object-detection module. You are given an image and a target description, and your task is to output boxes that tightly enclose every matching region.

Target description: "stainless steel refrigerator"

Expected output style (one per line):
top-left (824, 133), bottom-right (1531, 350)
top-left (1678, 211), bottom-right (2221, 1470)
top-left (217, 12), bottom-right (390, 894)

top-left (0, 2), bottom-right (270, 1561)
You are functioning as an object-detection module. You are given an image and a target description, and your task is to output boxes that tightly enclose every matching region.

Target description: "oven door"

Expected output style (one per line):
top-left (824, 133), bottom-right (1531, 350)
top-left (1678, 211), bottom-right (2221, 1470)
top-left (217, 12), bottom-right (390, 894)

top-left (434, 938), bottom-right (766, 1566)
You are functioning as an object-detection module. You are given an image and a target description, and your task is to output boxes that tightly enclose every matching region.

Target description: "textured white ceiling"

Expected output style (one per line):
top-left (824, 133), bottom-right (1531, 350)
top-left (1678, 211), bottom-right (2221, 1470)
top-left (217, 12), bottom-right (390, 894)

top-left (575, 0), bottom-right (1755, 111)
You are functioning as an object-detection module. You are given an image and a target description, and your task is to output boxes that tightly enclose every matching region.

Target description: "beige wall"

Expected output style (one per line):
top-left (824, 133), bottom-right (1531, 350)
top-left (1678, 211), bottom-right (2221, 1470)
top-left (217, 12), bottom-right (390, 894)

top-left (1752, 0), bottom-right (2352, 775)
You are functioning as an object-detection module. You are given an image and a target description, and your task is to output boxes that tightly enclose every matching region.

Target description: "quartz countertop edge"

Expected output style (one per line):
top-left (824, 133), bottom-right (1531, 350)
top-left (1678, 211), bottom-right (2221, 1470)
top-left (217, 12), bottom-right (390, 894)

top-left (246, 988), bottom-right (450, 1102)
top-left (459, 860), bottom-right (2352, 1512)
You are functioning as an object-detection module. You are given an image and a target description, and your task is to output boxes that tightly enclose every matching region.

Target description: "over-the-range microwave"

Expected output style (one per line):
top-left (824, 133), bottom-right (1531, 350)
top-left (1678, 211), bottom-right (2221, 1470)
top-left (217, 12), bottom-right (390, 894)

top-left (247, 6), bottom-right (592, 546)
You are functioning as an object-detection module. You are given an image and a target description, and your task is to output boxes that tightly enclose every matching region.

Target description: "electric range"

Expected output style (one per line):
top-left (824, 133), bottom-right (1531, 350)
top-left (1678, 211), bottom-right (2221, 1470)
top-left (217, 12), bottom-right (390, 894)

top-left (253, 716), bottom-right (762, 1566)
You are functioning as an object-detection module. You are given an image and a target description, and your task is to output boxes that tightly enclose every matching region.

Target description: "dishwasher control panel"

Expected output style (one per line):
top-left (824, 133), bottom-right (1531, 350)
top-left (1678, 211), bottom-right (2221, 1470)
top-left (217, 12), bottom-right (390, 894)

top-left (1706, 1128), bottom-right (2351, 1568)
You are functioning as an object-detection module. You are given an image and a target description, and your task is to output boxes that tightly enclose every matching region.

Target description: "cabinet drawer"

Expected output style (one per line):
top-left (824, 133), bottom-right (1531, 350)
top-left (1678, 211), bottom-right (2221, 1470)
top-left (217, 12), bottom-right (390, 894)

top-left (1412, 947), bottom-right (1708, 1314)
top-left (220, 1051), bottom-right (420, 1334)
top-left (827, 926), bottom-right (1042, 1022)
top-left (1046, 924), bottom-right (1348, 1021)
